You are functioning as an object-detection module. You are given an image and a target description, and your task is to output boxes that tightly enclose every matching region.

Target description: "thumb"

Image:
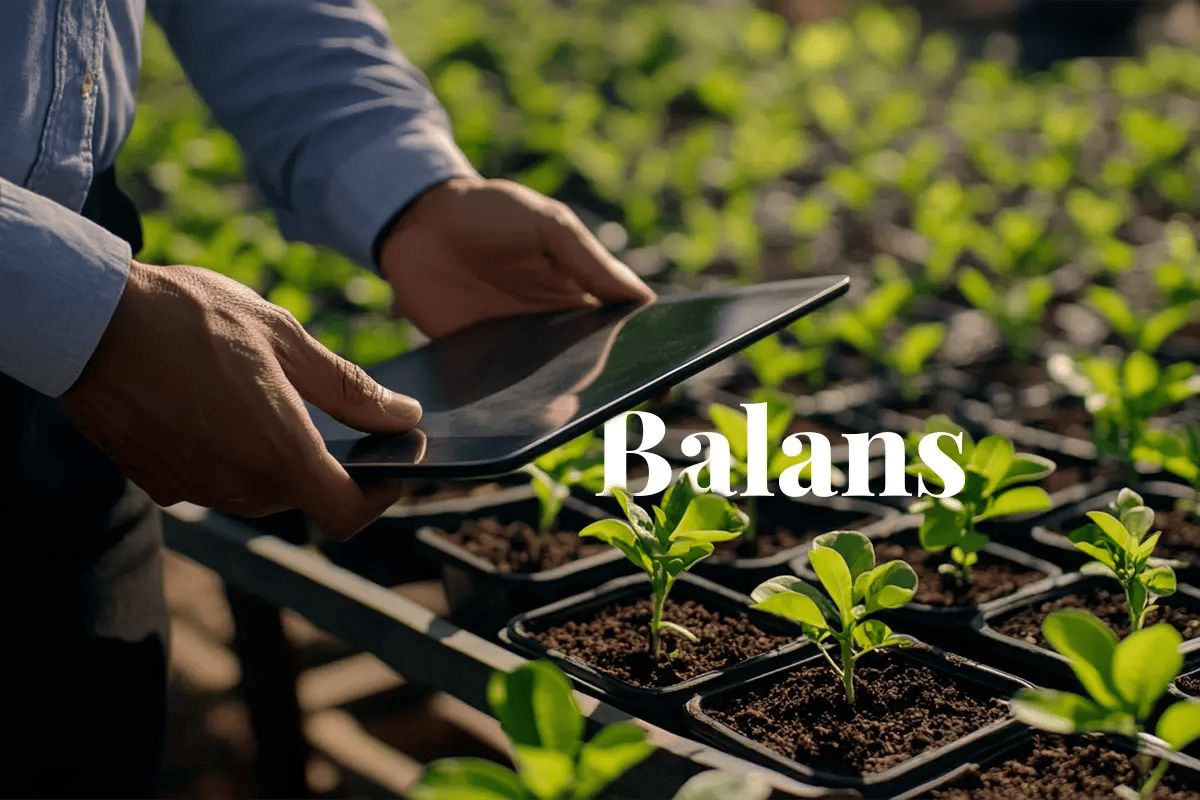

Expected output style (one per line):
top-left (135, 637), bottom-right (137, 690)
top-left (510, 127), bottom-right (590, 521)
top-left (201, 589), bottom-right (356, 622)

top-left (279, 324), bottom-right (422, 434)
top-left (541, 204), bottom-right (656, 305)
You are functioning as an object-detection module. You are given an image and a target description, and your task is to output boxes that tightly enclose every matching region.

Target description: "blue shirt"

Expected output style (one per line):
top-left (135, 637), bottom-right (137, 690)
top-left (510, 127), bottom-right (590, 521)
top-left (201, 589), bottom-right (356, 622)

top-left (0, 0), bottom-right (477, 397)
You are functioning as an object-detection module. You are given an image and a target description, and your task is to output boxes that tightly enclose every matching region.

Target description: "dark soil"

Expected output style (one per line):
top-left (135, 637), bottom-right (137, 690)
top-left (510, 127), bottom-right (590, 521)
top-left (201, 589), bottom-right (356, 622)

top-left (705, 650), bottom-right (1008, 776)
top-left (1040, 462), bottom-right (1113, 495)
top-left (872, 535), bottom-right (1049, 606)
top-left (1178, 671), bottom-right (1200, 697)
top-left (436, 518), bottom-right (607, 573)
top-left (960, 360), bottom-right (1049, 394)
top-left (992, 585), bottom-right (1200, 646)
top-left (530, 597), bottom-right (792, 688)
top-left (924, 733), bottom-right (1200, 799)
top-left (714, 502), bottom-right (881, 561)
top-left (1017, 397), bottom-right (1094, 440)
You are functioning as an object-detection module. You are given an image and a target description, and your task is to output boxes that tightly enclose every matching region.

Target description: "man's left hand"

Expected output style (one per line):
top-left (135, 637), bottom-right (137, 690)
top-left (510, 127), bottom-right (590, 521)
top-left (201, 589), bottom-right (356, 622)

top-left (379, 177), bottom-right (655, 339)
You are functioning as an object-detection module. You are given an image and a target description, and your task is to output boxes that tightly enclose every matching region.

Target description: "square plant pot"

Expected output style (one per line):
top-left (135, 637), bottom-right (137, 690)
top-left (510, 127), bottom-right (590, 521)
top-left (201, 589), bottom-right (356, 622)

top-left (789, 516), bottom-right (1062, 631)
top-left (1029, 480), bottom-right (1200, 581)
top-left (694, 493), bottom-right (900, 595)
top-left (500, 572), bottom-right (811, 725)
top-left (891, 729), bottom-right (1200, 800)
top-left (320, 480), bottom-right (532, 586)
top-left (683, 640), bottom-right (1031, 798)
top-left (973, 573), bottom-right (1200, 691)
top-left (415, 494), bottom-right (633, 638)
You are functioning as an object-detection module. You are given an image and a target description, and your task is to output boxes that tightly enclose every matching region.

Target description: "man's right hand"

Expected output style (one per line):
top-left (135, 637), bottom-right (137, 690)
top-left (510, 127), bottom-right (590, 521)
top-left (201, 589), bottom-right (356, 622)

top-left (59, 261), bottom-right (422, 541)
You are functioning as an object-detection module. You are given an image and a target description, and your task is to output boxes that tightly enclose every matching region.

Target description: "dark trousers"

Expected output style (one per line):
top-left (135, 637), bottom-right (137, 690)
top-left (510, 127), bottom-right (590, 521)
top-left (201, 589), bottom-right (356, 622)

top-left (1, 171), bottom-right (167, 798)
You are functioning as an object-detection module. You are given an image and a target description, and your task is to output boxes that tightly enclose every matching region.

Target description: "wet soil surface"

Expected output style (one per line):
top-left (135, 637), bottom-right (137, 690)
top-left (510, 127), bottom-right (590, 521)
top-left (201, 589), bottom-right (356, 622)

top-left (924, 733), bottom-right (1200, 799)
top-left (530, 597), bottom-right (793, 688)
top-left (992, 585), bottom-right (1200, 646)
top-left (436, 518), bottom-right (607, 573)
top-left (873, 538), bottom-right (1049, 606)
top-left (705, 650), bottom-right (1007, 776)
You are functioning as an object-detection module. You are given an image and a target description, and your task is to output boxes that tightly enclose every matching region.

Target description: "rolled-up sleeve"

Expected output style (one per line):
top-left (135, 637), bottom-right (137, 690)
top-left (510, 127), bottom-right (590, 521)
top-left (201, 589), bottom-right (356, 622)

top-left (147, 0), bottom-right (479, 269)
top-left (0, 179), bottom-right (132, 397)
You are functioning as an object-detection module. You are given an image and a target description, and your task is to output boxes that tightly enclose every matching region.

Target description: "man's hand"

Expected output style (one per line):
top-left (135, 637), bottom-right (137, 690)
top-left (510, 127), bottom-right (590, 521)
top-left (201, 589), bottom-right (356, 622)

top-left (380, 177), bottom-right (655, 338)
top-left (59, 261), bottom-right (422, 541)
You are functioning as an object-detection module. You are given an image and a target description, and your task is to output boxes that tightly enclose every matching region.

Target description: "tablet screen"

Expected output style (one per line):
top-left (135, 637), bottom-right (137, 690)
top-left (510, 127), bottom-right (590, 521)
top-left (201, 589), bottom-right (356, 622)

top-left (313, 275), bottom-right (849, 477)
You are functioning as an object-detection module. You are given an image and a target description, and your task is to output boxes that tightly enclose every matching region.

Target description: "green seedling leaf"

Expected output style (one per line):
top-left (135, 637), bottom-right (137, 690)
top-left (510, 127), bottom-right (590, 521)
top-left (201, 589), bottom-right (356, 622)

top-left (1157, 700), bottom-right (1200, 752)
top-left (977, 486), bottom-right (1053, 520)
top-left (995, 454), bottom-right (1056, 490)
top-left (1042, 609), bottom-right (1122, 711)
top-left (575, 722), bottom-right (655, 800)
top-left (970, 436), bottom-right (1015, 496)
top-left (813, 530), bottom-right (875, 583)
top-left (810, 545), bottom-right (854, 622)
top-left (513, 746), bottom-right (575, 800)
top-left (751, 575), bottom-right (836, 621)
top-left (580, 519), bottom-right (653, 574)
top-left (857, 561), bottom-right (918, 613)
top-left (1010, 688), bottom-right (1132, 736)
top-left (411, 758), bottom-right (528, 800)
top-left (487, 661), bottom-right (583, 757)
top-left (1113, 623), bottom-right (1183, 720)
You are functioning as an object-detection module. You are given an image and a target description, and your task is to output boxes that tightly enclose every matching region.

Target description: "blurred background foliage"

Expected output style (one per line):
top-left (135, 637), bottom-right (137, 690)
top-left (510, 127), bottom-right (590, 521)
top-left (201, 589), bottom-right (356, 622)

top-left (118, 0), bottom-right (1200, 370)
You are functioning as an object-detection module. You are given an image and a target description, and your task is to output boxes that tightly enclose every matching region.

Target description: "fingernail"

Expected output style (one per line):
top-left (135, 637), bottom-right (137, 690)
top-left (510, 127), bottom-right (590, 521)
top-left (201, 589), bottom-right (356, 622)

top-left (384, 392), bottom-right (422, 425)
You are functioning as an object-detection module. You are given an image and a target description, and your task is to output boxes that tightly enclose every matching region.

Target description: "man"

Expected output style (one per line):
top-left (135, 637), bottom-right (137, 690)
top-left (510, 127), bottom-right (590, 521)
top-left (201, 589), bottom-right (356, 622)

top-left (1, 1), bottom-right (654, 796)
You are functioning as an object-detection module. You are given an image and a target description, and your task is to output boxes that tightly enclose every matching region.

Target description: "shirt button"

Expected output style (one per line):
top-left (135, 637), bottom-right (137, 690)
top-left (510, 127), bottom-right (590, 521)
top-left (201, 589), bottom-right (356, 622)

top-left (81, 71), bottom-right (95, 98)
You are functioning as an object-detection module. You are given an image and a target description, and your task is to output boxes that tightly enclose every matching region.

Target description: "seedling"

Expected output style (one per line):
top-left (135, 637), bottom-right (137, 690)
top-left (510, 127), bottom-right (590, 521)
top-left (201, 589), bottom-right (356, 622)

top-left (740, 334), bottom-right (824, 392)
top-left (522, 432), bottom-right (606, 535)
top-left (1011, 610), bottom-right (1200, 799)
top-left (411, 660), bottom-right (653, 800)
top-left (1067, 488), bottom-right (1177, 632)
top-left (1084, 285), bottom-right (1190, 355)
top-left (1048, 351), bottom-right (1199, 480)
top-left (957, 267), bottom-right (1053, 364)
top-left (751, 531), bottom-right (917, 704)
top-left (580, 477), bottom-right (747, 659)
top-left (1139, 424), bottom-right (1200, 515)
top-left (907, 416), bottom-right (1054, 584)
top-left (705, 388), bottom-right (836, 542)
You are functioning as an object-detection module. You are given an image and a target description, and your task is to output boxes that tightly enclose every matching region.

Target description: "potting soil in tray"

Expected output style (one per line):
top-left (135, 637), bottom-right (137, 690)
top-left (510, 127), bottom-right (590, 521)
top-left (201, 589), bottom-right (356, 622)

top-left (1152, 507), bottom-right (1200, 565)
top-left (712, 504), bottom-right (880, 561)
top-left (529, 597), bottom-right (792, 688)
top-left (874, 540), bottom-right (1048, 607)
top-left (1178, 672), bottom-right (1200, 697)
top-left (704, 651), bottom-right (1007, 776)
top-left (920, 733), bottom-right (1200, 799)
top-left (435, 519), bottom-right (607, 573)
top-left (993, 585), bottom-right (1200, 646)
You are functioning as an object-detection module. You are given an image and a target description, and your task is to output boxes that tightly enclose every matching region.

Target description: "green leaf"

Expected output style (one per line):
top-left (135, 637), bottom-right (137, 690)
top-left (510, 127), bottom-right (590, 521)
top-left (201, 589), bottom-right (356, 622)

top-left (1142, 566), bottom-right (1177, 597)
top-left (672, 494), bottom-right (748, 542)
top-left (1113, 623), bottom-right (1183, 719)
top-left (411, 758), bottom-right (529, 800)
top-left (995, 453), bottom-right (1056, 490)
top-left (660, 475), bottom-right (698, 534)
top-left (1123, 350), bottom-right (1160, 399)
top-left (1086, 286), bottom-right (1138, 342)
top-left (1087, 511), bottom-right (1132, 553)
top-left (1119, 506), bottom-right (1155, 541)
top-left (892, 322), bottom-right (945, 377)
top-left (958, 266), bottom-right (996, 311)
top-left (857, 561), bottom-right (919, 613)
top-left (748, 387), bottom-right (796, 444)
top-left (579, 520), bottom-right (652, 574)
top-left (670, 770), bottom-right (771, 800)
top-left (574, 722), bottom-right (653, 799)
top-left (977, 486), bottom-right (1052, 520)
top-left (1157, 700), bottom-right (1200, 751)
top-left (487, 662), bottom-right (583, 757)
top-left (852, 618), bottom-right (907, 655)
top-left (809, 545), bottom-right (854, 622)
top-left (612, 486), bottom-right (657, 546)
top-left (751, 588), bottom-right (829, 629)
top-left (918, 501), bottom-right (965, 550)
top-left (812, 531), bottom-right (875, 583)
top-left (1010, 689), bottom-right (1133, 736)
top-left (751, 575), bottom-right (837, 621)
top-left (970, 436), bottom-right (1015, 496)
top-left (1141, 306), bottom-right (1191, 353)
top-left (513, 746), bottom-right (575, 800)
top-left (707, 403), bottom-right (749, 461)
top-left (663, 541), bottom-right (715, 575)
top-left (1042, 610), bottom-right (1123, 712)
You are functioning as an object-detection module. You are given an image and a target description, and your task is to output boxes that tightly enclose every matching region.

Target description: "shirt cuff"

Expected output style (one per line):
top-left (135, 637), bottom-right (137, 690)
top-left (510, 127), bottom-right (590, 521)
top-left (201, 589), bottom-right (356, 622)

top-left (0, 180), bottom-right (132, 397)
top-left (322, 119), bottom-right (481, 270)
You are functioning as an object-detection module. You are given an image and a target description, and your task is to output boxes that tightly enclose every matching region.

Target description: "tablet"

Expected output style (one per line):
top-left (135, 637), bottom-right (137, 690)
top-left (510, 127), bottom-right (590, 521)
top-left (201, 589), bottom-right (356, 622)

top-left (312, 275), bottom-right (849, 478)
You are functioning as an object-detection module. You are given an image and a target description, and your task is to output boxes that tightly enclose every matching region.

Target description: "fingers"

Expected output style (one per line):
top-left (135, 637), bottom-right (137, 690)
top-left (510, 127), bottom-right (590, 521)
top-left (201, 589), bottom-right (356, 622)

top-left (540, 202), bottom-right (657, 305)
top-left (297, 440), bottom-right (407, 541)
top-left (276, 314), bottom-right (422, 434)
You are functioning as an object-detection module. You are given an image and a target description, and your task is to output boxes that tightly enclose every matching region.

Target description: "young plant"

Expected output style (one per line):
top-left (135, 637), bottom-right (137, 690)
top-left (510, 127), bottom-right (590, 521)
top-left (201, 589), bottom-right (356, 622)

top-left (1048, 351), bottom-right (1199, 479)
top-left (411, 660), bottom-right (653, 800)
top-left (740, 333), bottom-right (824, 392)
top-left (907, 416), bottom-right (1055, 584)
top-left (580, 477), bottom-right (747, 659)
top-left (1067, 488), bottom-right (1177, 632)
top-left (957, 266), bottom-right (1054, 364)
top-left (1010, 610), bottom-right (1200, 799)
top-left (522, 432), bottom-right (605, 535)
top-left (751, 531), bottom-right (917, 704)
top-left (706, 388), bottom-right (843, 542)
top-left (1139, 424), bottom-right (1200, 514)
top-left (1084, 285), bottom-right (1190, 355)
